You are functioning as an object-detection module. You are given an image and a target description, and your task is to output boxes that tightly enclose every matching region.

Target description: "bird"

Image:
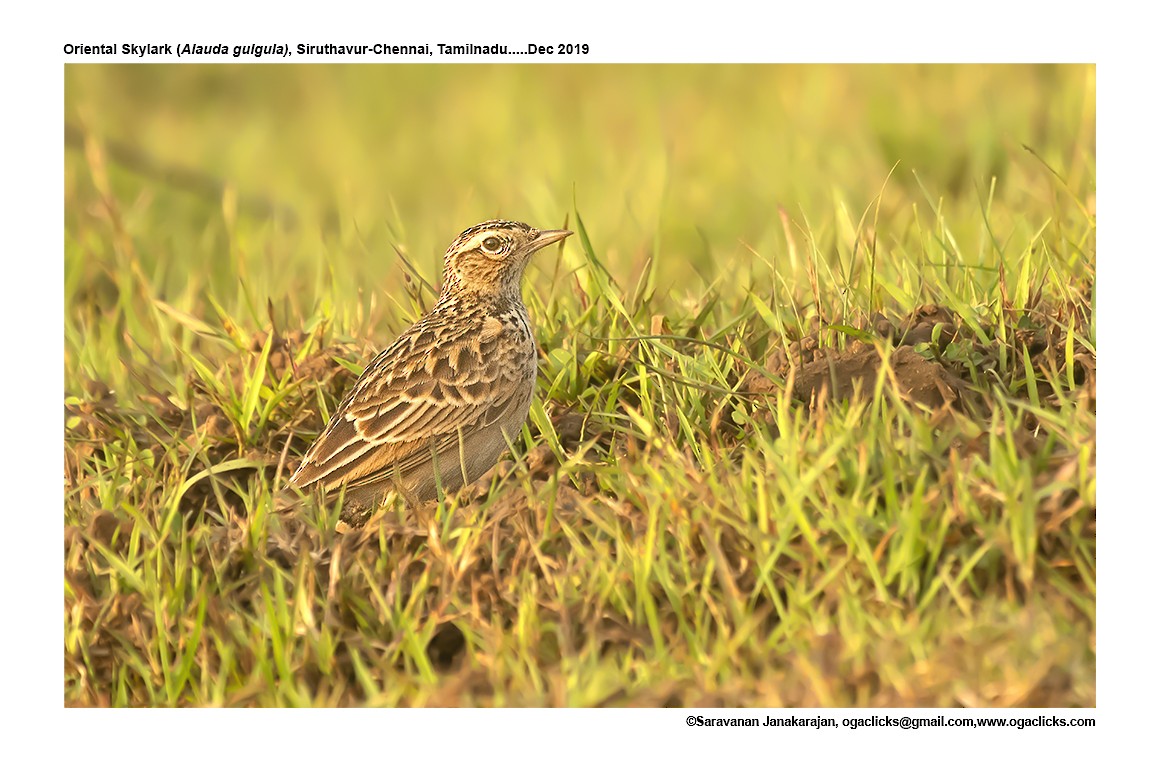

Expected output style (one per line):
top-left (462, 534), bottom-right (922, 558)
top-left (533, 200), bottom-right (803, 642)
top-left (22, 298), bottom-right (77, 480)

top-left (283, 219), bottom-right (572, 528)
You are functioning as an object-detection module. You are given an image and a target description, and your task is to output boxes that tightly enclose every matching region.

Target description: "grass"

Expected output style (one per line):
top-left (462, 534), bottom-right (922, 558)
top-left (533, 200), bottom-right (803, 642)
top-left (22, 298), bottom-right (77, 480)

top-left (64, 64), bottom-right (1095, 707)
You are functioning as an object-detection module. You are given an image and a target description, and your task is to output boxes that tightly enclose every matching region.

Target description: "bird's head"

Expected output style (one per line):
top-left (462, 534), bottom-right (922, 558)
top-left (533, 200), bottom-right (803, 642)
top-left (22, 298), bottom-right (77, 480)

top-left (438, 220), bottom-right (571, 300)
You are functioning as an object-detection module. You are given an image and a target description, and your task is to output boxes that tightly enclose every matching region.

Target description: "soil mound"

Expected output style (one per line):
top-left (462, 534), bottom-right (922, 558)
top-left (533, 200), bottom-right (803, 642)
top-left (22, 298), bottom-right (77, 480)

top-left (792, 344), bottom-right (964, 409)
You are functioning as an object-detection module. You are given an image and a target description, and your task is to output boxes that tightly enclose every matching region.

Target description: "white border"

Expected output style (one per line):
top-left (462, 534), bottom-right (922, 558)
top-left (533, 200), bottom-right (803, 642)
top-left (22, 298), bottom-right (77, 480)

top-left (7, 0), bottom-right (1149, 765)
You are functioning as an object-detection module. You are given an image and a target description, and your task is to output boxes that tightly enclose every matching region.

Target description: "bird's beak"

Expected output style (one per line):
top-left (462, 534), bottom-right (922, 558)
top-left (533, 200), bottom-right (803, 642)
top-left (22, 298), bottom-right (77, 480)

top-left (530, 229), bottom-right (572, 251)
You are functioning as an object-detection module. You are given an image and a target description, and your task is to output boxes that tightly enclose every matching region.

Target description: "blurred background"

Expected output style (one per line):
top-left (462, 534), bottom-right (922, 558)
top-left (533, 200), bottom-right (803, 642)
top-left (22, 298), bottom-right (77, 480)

top-left (65, 64), bottom-right (1094, 324)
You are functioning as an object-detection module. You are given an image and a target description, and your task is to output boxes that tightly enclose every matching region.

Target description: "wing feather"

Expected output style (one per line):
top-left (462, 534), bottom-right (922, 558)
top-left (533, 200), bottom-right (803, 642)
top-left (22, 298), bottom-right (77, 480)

top-left (287, 309), bottom-right (532, 493)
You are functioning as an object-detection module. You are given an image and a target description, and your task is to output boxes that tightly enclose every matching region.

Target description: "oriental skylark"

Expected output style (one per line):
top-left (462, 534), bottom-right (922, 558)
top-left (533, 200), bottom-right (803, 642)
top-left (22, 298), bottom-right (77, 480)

top-left (285, 220), bottom-right (571, 527)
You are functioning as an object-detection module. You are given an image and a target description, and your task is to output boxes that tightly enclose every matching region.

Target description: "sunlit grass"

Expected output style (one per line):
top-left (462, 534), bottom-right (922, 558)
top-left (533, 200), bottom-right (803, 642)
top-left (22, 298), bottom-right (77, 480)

top-left (65, 64), bottom-right (1094, 706)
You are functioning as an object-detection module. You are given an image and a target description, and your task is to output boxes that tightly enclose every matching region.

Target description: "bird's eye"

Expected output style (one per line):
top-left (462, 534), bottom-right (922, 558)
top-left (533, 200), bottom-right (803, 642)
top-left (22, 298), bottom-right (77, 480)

top-left (481, 236), bottom-right (504, 253)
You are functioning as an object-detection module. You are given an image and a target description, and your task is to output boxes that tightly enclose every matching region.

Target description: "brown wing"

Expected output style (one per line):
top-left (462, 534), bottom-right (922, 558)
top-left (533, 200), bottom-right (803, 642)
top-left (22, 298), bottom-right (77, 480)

top-left (287, 310), bottom-right (532, 494)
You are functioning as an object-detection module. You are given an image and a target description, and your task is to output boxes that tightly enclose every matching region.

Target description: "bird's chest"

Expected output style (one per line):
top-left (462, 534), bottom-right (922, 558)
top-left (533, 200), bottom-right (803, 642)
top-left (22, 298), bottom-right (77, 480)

top-left (483, 309), bottom-right (537, 377)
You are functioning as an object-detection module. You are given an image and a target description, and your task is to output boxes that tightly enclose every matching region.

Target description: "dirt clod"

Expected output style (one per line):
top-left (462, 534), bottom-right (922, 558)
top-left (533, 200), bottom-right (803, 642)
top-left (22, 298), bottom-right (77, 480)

top-left (427, 622), bottom-right (467, 671)
top-left (793, 345), bottom-right (965, 410)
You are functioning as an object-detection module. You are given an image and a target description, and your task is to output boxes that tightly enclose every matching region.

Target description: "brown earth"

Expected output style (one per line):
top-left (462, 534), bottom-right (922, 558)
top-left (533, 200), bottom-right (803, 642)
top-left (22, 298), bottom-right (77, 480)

top-left (741, 302), bottom-right (1093, 416)
top-left (790, 344), bottom-right (966, 410)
